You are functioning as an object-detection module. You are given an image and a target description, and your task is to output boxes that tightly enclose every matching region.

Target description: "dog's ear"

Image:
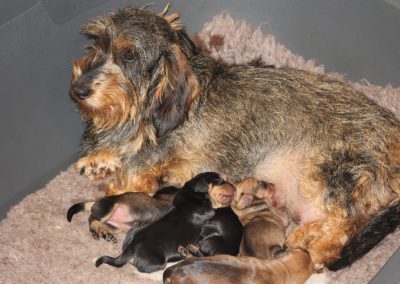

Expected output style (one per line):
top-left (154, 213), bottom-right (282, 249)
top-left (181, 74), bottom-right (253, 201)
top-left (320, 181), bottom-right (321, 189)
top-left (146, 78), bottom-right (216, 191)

top-left (151, 44), bottom-right (199, 137)
top-left (159, 4), bottom-right (200, 56)
top-left (189, 172), bottom-right (223, 193)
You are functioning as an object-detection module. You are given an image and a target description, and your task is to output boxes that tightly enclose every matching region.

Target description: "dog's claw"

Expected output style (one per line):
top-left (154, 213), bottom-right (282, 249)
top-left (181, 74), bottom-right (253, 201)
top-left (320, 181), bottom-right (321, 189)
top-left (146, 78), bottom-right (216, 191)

top-left (187, 244), bottom-right (202, 257)
top-left (80, 167), bottom-right (85, 175)
top-left (101, 233), bottom-right (117, 243)
top-left (178, 245), bottom-right (193, 258)
top-left (90, 229), bottom-right (100, 240)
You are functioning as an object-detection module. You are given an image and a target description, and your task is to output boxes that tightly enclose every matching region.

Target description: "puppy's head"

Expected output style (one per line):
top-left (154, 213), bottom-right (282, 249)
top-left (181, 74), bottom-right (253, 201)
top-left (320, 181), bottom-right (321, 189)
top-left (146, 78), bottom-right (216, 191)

top-left (187, 172), bottom-right (224, 194)
top-left (233, 178), bottom-right (276, 209)
top-left (182, 172), bottom-right (235, 208)
top-left (70, 5), bottom-right (200, 151)
top-left (208, 182), bottom-right (236, 208)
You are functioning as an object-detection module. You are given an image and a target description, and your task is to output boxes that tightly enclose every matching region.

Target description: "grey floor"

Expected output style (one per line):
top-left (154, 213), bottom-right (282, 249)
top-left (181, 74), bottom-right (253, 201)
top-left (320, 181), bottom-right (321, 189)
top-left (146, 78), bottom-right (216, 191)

top-left (1, 1), bottom-right (399, 282)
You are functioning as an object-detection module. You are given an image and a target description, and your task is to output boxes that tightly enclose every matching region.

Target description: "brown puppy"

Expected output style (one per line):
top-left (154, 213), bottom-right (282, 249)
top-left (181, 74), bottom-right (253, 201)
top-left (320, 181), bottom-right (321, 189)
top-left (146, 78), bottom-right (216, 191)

top-left (163, 248), bottom-right (314, 284)
top-left (70, 5), bottom-right (400, 267)
top-left (232, 178), bottom-right (289, 259)
top-left (67, 186), bottom-right (178, 243)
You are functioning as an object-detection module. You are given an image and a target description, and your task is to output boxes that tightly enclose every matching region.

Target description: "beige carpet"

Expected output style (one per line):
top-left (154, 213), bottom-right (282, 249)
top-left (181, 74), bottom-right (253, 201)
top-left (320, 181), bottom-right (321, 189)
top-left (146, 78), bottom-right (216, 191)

top-left (1, 13), bottom-right (400, 284)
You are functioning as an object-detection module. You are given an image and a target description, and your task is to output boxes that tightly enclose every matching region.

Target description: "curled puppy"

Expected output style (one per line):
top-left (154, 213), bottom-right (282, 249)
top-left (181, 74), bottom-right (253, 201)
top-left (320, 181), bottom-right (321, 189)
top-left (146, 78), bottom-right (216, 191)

top-left (163, 248), bottom-right (314, 284)
top-left (95, 172), bottom-right (242, 273)
top-left (67, 186), bottom-right (178, 243)
top-left (232, 177), bottom-right (289, 259)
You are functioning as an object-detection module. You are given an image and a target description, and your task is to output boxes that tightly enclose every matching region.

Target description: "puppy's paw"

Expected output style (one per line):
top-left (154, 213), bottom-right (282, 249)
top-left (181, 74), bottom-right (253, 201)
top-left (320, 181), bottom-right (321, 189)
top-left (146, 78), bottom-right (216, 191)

top-left (187, 244), bottom-right (202, 257)
top-left (90, 228), bottom-right (100, 240)
top-left (178, 245), bottom-right (193, 258)
top-left (234, 193), bottom-right (254, 210)
top-left (89, 222), bottom-right (118, 243)
top-left (76, 151), bottom-right (121, 180)
top-left (272, 245), bottom-right (288, 258)
top-left (100, 232), bottom-right (117, 243)
top-left (254, 182), bottom-right (276, 205)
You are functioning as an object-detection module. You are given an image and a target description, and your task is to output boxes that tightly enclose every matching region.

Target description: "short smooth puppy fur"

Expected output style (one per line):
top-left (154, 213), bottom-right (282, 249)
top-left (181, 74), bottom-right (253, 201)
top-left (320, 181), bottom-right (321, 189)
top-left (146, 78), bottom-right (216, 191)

top-left (67, 186), bottom-right (178, 243)
top-left (232, 177), bottom-right (289, 259)
top-left (95, 172), bottom-right (243, 273)
top-left (163, 248), bottom-right (314, 284)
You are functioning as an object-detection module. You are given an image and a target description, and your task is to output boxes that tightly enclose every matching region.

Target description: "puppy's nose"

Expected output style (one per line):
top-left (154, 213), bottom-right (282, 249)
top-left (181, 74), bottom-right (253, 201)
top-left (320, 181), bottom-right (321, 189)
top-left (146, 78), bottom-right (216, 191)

top-left (73, 85), bottom-right (91, 99)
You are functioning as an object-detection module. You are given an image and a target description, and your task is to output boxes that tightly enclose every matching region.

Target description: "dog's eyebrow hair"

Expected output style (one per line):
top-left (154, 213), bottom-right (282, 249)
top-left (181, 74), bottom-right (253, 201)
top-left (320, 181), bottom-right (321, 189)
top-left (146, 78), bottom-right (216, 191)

top-left (146, 52), bottom-right (164, 74)
top-left (89, 54), bottom-right (108, 71)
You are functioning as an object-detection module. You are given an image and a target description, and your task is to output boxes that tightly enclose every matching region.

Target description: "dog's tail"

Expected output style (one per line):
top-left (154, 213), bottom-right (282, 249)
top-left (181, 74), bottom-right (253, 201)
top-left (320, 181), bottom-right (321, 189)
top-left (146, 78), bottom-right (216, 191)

top-left (327, 203), bottom-right (400, 271)
top-left (95, 253), bottom-right (131, 268)
top-left (67, 201), bottom-right (95, 222)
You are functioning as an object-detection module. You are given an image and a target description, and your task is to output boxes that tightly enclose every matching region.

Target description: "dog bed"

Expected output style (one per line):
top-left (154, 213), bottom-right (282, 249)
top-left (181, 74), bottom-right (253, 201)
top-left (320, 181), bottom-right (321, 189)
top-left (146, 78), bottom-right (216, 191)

top-left (1, 13), bottom-right (399, 284)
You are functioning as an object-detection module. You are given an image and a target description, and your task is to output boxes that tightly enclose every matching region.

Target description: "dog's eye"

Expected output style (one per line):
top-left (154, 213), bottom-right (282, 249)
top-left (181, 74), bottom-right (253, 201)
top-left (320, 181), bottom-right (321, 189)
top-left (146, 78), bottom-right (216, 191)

top-left (84, 45), bottom-right (95, 53)
top-left (122, 50), bottom-right (136, 62)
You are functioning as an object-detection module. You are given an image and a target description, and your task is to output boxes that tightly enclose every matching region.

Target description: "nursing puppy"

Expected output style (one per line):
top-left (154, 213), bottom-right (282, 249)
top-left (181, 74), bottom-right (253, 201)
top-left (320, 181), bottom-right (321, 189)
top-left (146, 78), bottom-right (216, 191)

top-left (95, 172), bottom-right (242, 273)
top-left (67, 186), bottom-right (178, 243)
top-left (232, 178), bottom-right (289, 259)
top-left (163, 248), bottom-right (314, 284)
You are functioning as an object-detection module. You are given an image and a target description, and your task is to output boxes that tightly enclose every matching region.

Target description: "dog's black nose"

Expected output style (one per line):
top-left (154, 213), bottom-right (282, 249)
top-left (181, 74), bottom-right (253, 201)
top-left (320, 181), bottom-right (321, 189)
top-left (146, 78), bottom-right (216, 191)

top-left (73, 85), bottom-right (91, 99)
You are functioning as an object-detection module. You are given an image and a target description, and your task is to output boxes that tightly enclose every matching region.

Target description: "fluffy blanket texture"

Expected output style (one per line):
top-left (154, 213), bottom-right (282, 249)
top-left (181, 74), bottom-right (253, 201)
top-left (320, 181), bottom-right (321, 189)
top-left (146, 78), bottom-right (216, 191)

top-left (1, 13), bottom-right (399, 284)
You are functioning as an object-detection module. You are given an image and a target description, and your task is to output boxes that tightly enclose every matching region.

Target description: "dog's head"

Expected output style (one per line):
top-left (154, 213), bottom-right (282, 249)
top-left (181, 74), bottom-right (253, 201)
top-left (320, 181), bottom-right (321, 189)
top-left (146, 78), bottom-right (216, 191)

top-left (70, 5), bottom-right (200, 151)
top-left (179, 172), bottom-right (235, 208)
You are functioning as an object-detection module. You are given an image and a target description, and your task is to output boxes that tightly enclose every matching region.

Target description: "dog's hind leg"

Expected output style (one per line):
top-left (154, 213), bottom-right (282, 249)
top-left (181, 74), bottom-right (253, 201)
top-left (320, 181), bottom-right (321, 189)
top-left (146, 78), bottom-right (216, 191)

top-left (88, 216), bottom-right (118, 243)
top-left (327, 203), bottom-right (400, 270)
top-left (287, 146), bottom-right (400, 268)
top-left (88, 195), bottom-right (126, 242)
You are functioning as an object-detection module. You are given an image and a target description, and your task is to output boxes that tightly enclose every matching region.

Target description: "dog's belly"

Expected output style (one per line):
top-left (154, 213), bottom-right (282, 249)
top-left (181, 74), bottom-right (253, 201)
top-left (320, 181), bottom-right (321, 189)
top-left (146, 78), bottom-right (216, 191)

top-left (254, 149), bottom-right (325, 224)
top-left (106, 204), bottom-right (135, 232)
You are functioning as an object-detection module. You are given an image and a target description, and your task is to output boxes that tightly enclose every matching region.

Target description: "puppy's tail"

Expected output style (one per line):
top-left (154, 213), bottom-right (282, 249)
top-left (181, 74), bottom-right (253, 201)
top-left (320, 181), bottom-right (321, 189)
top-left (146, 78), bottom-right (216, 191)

top-left (67, 201), bottom-right (94, 222)
top-left (95, 253), bottom-right (131, 268)
top-left (327, 203), bottom-right (400, 271)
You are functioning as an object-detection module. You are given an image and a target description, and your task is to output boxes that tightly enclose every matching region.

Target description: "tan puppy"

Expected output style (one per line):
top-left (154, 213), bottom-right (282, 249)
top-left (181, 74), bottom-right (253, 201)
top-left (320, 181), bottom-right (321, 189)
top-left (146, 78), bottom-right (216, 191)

top-left (232, 177), bottom-right (289, 259)
top-left (163, 248), bottom-right (314, 284)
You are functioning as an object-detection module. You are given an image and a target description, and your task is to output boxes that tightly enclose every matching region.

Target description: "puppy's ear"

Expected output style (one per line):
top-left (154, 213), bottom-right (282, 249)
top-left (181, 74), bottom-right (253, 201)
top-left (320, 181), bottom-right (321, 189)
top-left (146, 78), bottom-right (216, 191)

top-left (205, 172), bottom-right (224, 186)
top-left (151, 45), bottom-right (199, 137)
top-left (191, 172), bottom-right (224, 193)
top-left (192, 179), bottom-right (209, 193)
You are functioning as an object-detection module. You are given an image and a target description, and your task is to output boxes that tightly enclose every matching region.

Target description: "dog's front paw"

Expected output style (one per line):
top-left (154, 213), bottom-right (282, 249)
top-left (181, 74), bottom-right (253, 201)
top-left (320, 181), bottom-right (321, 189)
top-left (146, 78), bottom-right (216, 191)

top-left (76, 151), bottom-right (121, 180)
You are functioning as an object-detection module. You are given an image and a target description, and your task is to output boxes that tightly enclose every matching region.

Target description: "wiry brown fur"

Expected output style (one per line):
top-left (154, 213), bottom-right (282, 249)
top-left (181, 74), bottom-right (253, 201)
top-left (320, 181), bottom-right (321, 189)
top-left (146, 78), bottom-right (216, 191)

top-left (70, 6), bottom-right (400, 267)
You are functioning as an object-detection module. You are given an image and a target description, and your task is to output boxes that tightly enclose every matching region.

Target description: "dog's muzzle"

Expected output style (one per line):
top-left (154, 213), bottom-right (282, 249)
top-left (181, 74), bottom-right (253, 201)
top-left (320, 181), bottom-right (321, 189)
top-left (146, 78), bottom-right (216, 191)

top-left (71, 84), bottom-right (92, 100)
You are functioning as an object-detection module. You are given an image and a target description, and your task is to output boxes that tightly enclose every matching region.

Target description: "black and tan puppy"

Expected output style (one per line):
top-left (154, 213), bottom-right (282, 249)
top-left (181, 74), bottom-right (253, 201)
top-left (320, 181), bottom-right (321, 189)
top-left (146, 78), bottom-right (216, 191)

top-left (70, 5), bottom-right (400, 267)
top-left (67, 186), bottom-right (178, 243)
top-left (163, 248), bottom-right (314, 284)
top-left (232, 178), bottom-right (289, 259)
top-left (95, 172), bottom-right (242, 273)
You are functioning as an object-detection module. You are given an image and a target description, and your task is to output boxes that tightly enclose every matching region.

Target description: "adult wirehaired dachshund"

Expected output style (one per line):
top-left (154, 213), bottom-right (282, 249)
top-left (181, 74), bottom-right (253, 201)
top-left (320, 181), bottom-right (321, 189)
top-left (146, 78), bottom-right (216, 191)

top-left (69, 4), bottom-right (400, 268)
